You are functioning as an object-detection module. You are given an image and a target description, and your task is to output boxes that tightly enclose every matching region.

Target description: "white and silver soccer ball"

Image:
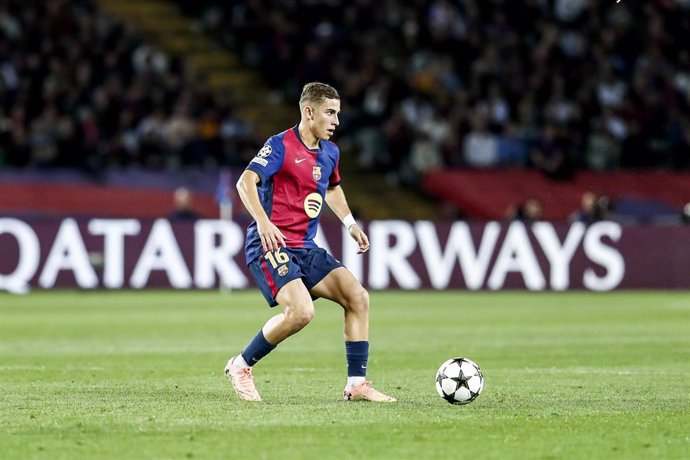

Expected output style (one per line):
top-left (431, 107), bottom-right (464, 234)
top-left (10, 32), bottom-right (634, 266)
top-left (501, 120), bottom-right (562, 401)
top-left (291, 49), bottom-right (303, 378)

top-left (435, 357), bottom-right (484, 405)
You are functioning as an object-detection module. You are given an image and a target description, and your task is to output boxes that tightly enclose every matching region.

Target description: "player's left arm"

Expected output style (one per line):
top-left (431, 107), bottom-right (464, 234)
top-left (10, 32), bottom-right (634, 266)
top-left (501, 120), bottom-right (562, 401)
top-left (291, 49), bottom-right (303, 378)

top-left (325, 185), bottom-right (369, 254)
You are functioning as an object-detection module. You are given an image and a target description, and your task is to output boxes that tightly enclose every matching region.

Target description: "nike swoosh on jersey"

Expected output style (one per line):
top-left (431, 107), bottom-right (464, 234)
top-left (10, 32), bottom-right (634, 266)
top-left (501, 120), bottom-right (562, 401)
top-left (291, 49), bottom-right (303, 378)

top-left (295, 158), bottom-right (308, 163)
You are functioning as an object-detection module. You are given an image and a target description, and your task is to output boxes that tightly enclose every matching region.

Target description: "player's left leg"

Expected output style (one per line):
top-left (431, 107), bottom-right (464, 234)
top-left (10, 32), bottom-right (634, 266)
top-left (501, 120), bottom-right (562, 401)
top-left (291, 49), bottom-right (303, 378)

top-left (311, 267), bottom-right (396, 402)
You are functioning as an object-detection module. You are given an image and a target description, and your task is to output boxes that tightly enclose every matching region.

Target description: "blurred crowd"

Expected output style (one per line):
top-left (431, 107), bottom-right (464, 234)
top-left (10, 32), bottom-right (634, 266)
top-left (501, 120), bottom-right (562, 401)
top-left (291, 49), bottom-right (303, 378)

top-left (505, 191), bottom-right (612, 223)
top-left (179, 0), bottom-right (690, 185)
top-left (2, 0), bottom-right (690, 188)
top-left (0, 0), bottom-right (257, 172)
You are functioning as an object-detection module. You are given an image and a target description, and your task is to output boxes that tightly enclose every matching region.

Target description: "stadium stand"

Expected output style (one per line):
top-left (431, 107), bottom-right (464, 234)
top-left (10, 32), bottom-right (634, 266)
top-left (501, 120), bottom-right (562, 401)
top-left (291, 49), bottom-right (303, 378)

top-left (423, 168), bottom-right (690, 222)
top-left (0, 0), bottom-right (689, 222)
top-left (0, 0), bottom-right (261, 172)
top-left (0, 0), bottom-right (438, 220)
top-left (172, 0), bottom-right (690, 222)
top-left (0, 168), bottom-right (221, 218)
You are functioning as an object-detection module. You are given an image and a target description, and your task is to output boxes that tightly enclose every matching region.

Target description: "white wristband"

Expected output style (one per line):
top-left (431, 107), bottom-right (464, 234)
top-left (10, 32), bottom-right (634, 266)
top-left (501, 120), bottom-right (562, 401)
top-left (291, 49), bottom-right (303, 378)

top-left (342, 213), bottom-right (357, 230)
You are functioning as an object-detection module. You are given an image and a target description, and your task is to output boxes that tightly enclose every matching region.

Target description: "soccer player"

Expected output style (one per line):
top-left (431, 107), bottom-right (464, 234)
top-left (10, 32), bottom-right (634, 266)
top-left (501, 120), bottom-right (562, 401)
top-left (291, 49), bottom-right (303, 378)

top-left (225, 82), bottom-right (395, 403)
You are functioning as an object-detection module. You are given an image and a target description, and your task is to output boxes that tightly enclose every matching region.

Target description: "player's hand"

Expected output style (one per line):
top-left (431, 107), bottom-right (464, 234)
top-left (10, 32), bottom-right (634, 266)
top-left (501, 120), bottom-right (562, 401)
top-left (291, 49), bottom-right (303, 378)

top-left (348, 224), bottom-right (369, 254)
top-left (257, 219), bottom-right (287, 252)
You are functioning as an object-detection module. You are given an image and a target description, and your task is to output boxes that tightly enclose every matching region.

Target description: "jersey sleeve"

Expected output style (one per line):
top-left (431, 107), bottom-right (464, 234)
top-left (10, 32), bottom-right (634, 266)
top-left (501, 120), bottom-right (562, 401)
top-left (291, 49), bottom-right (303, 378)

top-left (329, 148), bottom-right (341, 187)
top-left (246, 136), bottom-right (285, 184)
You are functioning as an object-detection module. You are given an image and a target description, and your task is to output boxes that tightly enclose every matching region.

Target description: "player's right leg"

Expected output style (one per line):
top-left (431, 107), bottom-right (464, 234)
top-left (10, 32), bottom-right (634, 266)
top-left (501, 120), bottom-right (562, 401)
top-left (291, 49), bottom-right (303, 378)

top-left (225, 280), bottom-right (314, 401)
top-left (262, 278), bottom-right (316, 344)
top-left (225, 251), bottom-right (314, 401)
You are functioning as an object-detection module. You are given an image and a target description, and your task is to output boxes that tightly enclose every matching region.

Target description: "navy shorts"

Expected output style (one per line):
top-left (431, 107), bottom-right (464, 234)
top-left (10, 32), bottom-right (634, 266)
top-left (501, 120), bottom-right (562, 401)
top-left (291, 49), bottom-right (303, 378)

top-left (248, 247), bottom-right (344, 307)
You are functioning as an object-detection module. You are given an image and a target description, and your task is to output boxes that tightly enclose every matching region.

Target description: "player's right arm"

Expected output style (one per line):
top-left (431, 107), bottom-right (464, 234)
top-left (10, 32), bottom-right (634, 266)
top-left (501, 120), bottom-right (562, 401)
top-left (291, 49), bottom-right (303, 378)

top-left (236, 169), bottom-right (286, 252)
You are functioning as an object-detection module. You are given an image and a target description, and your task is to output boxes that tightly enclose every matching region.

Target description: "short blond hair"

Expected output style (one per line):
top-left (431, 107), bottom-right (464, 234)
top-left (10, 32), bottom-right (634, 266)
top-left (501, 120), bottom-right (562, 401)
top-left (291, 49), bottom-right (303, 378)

top-left (299, 82), bottom-right (340, 109)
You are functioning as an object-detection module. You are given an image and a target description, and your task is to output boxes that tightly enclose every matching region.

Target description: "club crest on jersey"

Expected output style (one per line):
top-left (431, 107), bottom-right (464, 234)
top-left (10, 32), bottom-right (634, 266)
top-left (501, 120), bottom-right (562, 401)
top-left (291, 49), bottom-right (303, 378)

top-left (312, 166), bottom-right (322, 181)
top-left (277, 265), bottom-right (288, 277)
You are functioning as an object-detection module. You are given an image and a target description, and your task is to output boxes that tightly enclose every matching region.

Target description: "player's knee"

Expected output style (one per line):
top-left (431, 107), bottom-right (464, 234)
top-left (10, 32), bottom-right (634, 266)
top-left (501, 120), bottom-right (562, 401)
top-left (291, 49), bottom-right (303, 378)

top-left (292, 310), bottom-right (315, 330)
top-left (348, 286), bottom-right (369, 314)
top-left (288, 304), bottom-right (315, 330)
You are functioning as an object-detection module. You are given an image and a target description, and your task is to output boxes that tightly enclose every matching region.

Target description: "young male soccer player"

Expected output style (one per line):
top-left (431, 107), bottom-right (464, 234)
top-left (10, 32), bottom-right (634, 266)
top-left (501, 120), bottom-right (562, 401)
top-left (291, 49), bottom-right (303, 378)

top-left (225, 82), bottom-right (395, 403)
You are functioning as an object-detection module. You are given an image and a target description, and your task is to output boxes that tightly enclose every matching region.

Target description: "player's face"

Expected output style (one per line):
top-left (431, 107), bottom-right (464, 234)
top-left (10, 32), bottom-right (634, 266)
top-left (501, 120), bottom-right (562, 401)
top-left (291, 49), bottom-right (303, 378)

top-left (311, 99), bottom-right (340, 140)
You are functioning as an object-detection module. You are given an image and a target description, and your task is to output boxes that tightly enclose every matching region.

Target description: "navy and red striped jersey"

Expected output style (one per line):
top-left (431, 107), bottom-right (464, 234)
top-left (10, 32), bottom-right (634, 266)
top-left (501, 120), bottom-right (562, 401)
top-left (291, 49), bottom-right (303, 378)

top-left (243, 126), bottom-right (341, 263)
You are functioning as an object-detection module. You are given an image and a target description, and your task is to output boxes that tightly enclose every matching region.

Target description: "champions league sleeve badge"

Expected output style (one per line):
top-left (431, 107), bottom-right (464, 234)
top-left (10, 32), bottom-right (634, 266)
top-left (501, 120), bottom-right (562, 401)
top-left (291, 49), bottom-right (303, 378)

top-left (251, 144), bottom-right (273, 166)
top-left (257, 144), bottom-right (272, 158)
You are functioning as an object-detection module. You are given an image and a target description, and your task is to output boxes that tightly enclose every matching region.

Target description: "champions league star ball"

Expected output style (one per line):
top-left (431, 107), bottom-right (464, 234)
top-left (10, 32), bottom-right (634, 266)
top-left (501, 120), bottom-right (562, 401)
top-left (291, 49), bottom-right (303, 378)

top-left (435, 357), bottom-right (484, 405)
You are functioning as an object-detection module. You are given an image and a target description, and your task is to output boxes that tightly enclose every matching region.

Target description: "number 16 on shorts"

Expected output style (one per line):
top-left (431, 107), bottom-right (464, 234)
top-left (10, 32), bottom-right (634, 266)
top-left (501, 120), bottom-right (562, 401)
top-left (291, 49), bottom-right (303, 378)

top-left (264, 248), bottom-right (290, 277)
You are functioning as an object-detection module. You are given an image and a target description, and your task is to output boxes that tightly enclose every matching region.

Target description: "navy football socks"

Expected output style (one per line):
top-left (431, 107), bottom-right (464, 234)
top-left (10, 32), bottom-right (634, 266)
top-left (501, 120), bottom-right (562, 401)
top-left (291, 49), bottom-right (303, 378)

top-left (241, 330), bottom-right (276, 367)
top-left (345, 341), bottom-right (369, 377)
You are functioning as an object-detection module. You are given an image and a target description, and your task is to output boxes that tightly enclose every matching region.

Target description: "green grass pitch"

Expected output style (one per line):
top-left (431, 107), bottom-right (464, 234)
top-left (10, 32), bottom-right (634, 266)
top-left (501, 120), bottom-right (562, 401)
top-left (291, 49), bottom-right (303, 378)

top-left (1, 290), bottom-right (689, 459)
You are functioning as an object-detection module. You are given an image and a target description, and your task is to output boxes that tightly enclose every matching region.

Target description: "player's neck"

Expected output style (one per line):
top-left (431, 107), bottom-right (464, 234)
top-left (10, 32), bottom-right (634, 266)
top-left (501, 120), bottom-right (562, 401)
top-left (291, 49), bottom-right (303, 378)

top-left (297, 122), bottom-right (319, 149)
